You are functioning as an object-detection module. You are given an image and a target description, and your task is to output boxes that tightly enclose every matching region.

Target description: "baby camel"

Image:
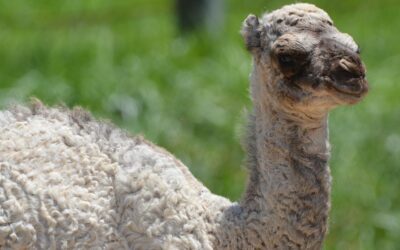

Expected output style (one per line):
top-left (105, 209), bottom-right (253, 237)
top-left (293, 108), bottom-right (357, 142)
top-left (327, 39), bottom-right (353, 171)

top-left (0, 3), bottom-right (367, 250)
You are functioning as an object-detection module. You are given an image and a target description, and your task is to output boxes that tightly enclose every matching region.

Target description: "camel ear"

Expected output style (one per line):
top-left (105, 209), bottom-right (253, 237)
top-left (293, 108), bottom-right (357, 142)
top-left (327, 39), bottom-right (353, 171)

top-left (241, 14), bottom-right (265, 52)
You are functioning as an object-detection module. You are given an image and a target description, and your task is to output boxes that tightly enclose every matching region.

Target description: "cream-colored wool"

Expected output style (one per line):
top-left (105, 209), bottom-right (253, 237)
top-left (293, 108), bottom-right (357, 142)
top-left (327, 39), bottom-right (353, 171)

top-left (0, 103), bottom-right (231, 249)
top-left (0, 3), bottom-right (368, 249)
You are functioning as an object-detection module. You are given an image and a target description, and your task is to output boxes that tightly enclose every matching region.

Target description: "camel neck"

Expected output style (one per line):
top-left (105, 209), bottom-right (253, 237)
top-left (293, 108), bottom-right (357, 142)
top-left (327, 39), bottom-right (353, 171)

top-left (242, 103), bottom-right (331, 248)
top-left (214, 103), bottom-right (331, 249)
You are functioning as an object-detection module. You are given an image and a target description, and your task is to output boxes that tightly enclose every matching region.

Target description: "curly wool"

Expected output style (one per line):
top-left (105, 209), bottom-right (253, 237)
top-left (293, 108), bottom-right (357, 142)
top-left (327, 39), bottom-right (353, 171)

top-left (0, 102), bottom-right (231, 249)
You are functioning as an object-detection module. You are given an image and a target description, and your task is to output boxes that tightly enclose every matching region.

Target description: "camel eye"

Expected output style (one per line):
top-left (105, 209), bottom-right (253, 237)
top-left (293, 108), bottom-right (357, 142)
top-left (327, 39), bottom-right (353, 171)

top-left (275, 52), bottom-right (308, 77)
top-left (278, 54), bottom-right (296, 68)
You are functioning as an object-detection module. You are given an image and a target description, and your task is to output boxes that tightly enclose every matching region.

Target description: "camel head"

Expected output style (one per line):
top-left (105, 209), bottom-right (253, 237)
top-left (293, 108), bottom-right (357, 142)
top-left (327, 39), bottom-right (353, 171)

top-left (242, 3), bottom-right (368, 118)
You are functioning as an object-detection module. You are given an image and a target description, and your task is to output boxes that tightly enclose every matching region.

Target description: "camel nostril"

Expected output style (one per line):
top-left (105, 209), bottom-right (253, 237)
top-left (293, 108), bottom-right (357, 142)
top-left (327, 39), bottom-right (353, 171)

top-left (338, 58), bottom-right (361, 76)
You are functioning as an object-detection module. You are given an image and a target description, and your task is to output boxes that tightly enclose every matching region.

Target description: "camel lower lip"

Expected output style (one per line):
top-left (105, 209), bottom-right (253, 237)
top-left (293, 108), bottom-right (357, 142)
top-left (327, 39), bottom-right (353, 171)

top-left (333, 87), bottom-right (362, 97)
top-left (331, 81), bottom-right (366, 98)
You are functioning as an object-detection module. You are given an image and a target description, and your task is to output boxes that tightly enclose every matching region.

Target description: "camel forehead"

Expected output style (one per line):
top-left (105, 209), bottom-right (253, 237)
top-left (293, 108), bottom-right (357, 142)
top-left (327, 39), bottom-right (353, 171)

top-left (262, 3), bottom-right (334, 34)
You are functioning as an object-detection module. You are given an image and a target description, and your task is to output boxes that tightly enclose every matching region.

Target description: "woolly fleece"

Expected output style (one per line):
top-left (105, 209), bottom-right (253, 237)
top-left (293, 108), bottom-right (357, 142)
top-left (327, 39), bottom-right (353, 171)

top-left (0, 102), bottom-right (231, 249)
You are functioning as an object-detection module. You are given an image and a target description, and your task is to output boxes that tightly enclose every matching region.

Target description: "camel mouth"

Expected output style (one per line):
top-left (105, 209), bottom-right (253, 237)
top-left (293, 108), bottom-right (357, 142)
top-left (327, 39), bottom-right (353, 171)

top-left (330, 78), bottom-right (369, 100)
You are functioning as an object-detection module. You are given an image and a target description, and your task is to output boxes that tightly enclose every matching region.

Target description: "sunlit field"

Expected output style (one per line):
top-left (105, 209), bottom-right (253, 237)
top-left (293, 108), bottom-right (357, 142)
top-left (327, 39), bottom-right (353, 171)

top-left (0, 0), bottom-right (399, 249)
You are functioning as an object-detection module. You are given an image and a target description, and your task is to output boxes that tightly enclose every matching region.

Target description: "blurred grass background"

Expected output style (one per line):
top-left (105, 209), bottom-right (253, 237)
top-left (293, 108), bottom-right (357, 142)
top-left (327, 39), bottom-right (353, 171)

top-left (0, 0), bottom-right (399, 249)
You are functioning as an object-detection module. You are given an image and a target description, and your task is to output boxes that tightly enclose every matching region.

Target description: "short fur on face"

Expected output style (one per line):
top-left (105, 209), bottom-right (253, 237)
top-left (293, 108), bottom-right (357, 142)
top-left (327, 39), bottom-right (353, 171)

top-left (241, 3), bottom-right (368, 116)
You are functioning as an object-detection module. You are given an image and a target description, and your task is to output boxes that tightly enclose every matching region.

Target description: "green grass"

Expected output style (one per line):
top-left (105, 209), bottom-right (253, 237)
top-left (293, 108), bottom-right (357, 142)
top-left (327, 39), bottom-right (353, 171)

top-left (0, 0), bottom-right (399, 249)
